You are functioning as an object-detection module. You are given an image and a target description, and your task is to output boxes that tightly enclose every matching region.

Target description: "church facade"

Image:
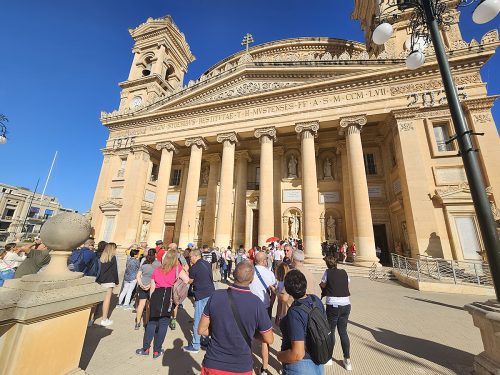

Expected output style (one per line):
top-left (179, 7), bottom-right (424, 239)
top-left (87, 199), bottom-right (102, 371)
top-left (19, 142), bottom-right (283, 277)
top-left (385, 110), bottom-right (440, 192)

top-left (90, 1), bottom-right (500, 264)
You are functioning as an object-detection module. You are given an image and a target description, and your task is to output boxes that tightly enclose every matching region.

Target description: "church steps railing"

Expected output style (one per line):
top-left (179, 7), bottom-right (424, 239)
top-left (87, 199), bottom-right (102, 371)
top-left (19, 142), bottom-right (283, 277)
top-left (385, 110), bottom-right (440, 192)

top-left (391, 254), bottom-right (492, 287)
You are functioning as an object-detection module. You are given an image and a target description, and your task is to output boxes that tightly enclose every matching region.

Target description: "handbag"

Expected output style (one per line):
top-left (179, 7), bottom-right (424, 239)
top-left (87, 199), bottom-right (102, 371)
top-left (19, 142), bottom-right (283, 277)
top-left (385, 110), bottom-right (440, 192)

top-left (172, 264), bottom-right (189, 305)
top-left (227, 289), bottom-right (252, 348)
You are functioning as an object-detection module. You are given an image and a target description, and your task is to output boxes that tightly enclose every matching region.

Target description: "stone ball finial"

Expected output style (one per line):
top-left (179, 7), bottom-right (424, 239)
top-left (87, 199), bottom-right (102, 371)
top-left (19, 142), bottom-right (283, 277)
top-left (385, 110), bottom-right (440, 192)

top-left (40, 212), bottom-right (91, 251)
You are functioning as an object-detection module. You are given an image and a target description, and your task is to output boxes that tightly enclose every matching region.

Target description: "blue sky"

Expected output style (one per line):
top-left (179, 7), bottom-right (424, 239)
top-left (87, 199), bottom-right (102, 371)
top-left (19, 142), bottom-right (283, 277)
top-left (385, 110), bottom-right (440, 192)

top-left (0, 1), bottom-right (498, 212)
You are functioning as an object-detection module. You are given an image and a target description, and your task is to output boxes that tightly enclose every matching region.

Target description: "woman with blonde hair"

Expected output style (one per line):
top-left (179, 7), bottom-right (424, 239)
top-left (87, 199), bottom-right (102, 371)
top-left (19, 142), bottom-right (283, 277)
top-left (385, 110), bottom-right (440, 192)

top-left (95, 242), bottom-right (119, 327)
top-left (275, 261), bottom-right (290, 324)
top-left (136, 249), bottom-right (189, 359)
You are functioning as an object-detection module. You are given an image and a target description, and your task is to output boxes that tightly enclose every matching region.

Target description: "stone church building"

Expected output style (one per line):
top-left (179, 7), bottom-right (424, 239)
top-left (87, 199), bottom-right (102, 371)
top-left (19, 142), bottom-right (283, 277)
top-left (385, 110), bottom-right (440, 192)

top-left (90, 0), bottom-right (500, 264)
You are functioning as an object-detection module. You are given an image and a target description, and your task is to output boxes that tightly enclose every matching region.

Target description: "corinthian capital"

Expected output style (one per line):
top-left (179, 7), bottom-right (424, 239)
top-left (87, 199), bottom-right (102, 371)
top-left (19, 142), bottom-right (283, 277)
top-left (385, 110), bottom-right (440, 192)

top-left (254, 126), bottom-right (277, 142)
top-left (217, 132), bottom-right (239, 145)
top-left (295, 121), bottom-right (319, 139)
top-left (185, 137), bottom-right (208, 150)
top-left (339, 115), bottom-right (367, 136)
top-left (156, 141), bottom-right (178, 154)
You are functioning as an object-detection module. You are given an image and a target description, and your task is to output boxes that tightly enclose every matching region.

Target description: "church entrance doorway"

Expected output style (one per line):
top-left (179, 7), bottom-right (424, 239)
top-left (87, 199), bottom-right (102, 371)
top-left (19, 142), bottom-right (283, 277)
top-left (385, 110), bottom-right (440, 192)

top-left (252, 209), bottom-right (259, 247)
top-left (163, 223), bottom-right (175, 245)
top-left (373, 224), bottom-right (390, 265)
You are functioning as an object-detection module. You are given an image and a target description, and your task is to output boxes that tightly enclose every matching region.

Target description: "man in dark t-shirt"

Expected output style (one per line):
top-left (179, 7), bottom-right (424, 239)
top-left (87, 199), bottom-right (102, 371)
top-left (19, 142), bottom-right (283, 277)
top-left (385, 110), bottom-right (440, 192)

top-left (184, 249), bottom-right (215, 353)
top-left (198, 261), bottom-right (274, 374)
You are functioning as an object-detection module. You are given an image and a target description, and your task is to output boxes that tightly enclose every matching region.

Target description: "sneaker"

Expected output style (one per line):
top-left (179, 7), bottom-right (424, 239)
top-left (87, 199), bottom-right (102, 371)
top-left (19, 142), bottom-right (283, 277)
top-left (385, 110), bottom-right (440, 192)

top-left (153, 349), bottom-right (164, 359)
top-left (169, 318), bottom-right (177, 330)
top-left (100, 319), bottom-right (113, 327)
top-left (135, 348), bottom-right (149, 356)
top-left (343, 358), bottom-right (352, 371)
top-left (115, 304), bottom-right (124, 309)
top-left (325, 359), bottom-right (333, 366)
top-left (124, 304), bottom-right (134, 310)
top-left (260, 367), bottom-right (269, 374)
top-left (183, 345), bottom-right (199, 354)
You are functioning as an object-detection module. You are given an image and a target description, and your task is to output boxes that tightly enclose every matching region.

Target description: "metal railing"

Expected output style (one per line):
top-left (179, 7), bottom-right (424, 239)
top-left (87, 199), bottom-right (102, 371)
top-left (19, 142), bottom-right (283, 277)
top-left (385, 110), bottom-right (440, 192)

top-left (247, 181), bottom-right (260, 190)
top-left (391, 254), bottom-right (492, 287)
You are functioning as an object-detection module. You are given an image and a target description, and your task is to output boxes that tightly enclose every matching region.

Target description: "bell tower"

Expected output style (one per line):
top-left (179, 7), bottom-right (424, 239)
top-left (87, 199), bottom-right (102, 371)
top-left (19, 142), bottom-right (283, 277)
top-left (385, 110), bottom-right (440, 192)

top-left (352, 0), bottom-right (464, 58)
top-left (118, 16), bottom-right (195, 111)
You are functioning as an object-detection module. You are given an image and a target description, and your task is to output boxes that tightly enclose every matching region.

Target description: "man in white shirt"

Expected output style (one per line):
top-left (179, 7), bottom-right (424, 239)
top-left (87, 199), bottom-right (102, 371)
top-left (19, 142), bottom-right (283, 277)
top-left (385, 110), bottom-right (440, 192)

top-left (272, 245), bottom-right (284, 271)
top-left (249, 252), bottom-right (276, 375)
top-left (3, 242), bottom-right (30, 269)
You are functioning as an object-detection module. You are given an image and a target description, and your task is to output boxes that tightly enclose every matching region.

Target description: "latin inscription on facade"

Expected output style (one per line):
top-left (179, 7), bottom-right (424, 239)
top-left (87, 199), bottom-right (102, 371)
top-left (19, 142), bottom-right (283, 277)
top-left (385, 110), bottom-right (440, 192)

top-left (283, 189), bottom-right (302, 203)
top-left (368, 185), bottom-right (383, 198)
top-left (434, 166), bottom-right (467, 185)
top-left (166, 192), bottom-right (180, 205)
top-left (319, 191), bottom-right (340, 203)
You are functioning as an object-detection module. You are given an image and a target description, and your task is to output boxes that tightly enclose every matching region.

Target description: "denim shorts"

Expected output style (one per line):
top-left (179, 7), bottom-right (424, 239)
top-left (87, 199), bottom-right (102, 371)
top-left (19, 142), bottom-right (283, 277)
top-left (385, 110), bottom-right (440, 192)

top-left (282, 359), bottom-right (324, 375)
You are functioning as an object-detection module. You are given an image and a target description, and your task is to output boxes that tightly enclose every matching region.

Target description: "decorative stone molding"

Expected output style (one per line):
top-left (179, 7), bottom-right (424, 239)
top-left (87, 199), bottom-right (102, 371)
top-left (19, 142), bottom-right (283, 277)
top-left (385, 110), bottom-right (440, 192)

top-left (185, 137), bottom-right (208, 150)
top-left (216, 132), bottom-right (239, 145)
top-left (463, 96), bottom-right (498, 112)
top-left (99, 199), bottom-right (123, 212)
top-left (480, 29), bottom-right (499, 45)
top-left (390, 73), bottom-right (481, 96)
top-left (204, 153), bottom-right (221, 163)
top-left (339, 115), bottom-right (367, 135)
top-left (295, 121), bottom-right (319, 139)
top-left (254, 126), bottom-right (277, 142)
top-left (156, 141), bottom-right (178, 153)
top-left (141, 202), bottom-right (154, 213)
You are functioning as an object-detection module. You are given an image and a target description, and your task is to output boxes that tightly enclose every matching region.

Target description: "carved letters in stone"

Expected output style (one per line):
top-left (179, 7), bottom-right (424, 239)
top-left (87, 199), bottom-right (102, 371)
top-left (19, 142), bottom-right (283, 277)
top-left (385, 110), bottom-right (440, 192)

top-left (399, 122), bottom-right (415, 132)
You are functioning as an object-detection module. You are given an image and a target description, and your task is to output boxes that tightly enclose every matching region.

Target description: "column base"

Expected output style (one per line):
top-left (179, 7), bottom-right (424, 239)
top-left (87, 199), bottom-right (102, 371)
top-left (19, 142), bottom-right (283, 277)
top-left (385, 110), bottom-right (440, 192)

top-left (465, 300), bottom-right (500, 375)
top-left (353, 256), bottom-right (380, 268)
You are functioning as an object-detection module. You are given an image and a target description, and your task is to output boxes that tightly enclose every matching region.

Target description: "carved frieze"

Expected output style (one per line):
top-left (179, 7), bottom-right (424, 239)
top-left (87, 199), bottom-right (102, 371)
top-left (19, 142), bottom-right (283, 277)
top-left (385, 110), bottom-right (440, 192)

top-left (390, 73), bottom-right (481, 96)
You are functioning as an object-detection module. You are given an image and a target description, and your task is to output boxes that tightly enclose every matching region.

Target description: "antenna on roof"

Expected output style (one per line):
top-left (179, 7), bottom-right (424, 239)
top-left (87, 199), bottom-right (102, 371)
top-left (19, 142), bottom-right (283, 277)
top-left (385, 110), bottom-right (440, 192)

top-left (241, 33), bottom-right (254, 53)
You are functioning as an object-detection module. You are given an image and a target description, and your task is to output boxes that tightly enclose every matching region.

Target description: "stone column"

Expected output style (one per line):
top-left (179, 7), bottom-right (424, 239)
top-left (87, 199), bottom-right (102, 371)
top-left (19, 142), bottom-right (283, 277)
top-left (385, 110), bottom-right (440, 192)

top-left (148, 142), bottom-right (178, 245)
top-left (90, 149), bottom-right (119, 236)
top-left (337, 142), bottom-right (354, 242)
top-left (274, 147), bottom-right (284, 237)
top-left (214, 132), bottom-right (238, 248)
top-left (339, 116), bottom-right (378, 265)
top-left (178, 137), bottom-right (207, 248)
top-left (295, 121), bottom-right (322, 260)
top-left (201, 154), bottom-right (221, 246)
top-left (114, 145), bottom-right (151, 246)
top-left (255, 127), bottom-right (276, 246)
top-left (233, 151), bottom-right (250, 247)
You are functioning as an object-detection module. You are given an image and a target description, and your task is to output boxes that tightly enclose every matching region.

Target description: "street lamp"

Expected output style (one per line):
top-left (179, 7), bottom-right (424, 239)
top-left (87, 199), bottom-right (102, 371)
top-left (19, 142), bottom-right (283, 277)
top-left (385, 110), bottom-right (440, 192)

top-left (372, 0), bottom-right (500, 300)
top-left (0, 114), bottom-right (7, 144)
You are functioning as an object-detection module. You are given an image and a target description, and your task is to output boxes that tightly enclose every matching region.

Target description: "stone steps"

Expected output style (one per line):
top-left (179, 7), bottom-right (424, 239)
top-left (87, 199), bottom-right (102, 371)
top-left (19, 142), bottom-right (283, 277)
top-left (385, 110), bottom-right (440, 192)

top-left (305, 263), bottom-right (395, 279)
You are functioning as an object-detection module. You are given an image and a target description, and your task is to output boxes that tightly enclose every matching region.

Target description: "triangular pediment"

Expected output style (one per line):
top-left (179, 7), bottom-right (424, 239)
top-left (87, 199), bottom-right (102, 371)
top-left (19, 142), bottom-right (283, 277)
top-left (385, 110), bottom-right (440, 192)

top-left (434, 183), bottom-right (473, 204)
top-left (99, 199), bottom-right (123, 212)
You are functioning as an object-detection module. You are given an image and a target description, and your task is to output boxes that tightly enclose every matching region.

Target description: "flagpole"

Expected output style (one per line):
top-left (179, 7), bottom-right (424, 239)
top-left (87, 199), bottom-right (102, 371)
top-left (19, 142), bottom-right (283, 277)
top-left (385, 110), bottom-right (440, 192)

top-left (40, 151), bottom-right (58, 203)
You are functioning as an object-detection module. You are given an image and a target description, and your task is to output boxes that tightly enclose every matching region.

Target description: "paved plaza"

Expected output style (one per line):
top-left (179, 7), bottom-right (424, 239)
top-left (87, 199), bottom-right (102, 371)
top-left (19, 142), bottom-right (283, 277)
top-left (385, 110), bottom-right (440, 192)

top-left (81, 270), bottom-right (485, 375)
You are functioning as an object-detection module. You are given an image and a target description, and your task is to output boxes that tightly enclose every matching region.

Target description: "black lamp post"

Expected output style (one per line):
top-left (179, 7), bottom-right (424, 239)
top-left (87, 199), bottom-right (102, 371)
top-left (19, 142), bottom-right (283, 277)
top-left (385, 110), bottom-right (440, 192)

top-left (372, 0), bottom-right (500, 300)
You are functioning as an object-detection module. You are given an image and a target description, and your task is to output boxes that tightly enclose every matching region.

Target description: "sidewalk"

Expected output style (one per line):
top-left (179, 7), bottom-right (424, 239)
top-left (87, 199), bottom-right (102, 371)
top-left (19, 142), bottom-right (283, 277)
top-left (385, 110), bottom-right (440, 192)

top-left (81, 273), bottom-right (484, 375)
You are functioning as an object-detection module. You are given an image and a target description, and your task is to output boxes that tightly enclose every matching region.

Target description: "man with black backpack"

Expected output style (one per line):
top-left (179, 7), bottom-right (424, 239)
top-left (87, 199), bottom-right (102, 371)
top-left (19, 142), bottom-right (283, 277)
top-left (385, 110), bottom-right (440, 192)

top-left (277, 269), bottom-right (333, 374)
top-left (68, 239), bottom-right (98, 276)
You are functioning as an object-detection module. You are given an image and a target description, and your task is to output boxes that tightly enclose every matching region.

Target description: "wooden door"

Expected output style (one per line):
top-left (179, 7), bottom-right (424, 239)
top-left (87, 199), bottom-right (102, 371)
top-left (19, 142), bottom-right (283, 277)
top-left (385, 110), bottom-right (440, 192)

top-left (163, 224), bottom-right (175, 245)
top-left (252, 209), bottom-right (259, 247)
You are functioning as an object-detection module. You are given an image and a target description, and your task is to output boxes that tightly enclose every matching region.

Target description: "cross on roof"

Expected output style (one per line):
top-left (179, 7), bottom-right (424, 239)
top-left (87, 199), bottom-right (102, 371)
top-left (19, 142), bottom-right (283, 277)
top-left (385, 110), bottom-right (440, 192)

top-left (241, 33), bottom-right (254, 53)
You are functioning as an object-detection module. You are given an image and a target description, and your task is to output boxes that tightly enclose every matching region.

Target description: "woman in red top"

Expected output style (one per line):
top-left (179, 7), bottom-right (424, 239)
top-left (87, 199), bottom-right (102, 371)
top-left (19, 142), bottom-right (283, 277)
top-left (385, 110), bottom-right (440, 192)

top-left (136, 250), bottom-right (189, 359)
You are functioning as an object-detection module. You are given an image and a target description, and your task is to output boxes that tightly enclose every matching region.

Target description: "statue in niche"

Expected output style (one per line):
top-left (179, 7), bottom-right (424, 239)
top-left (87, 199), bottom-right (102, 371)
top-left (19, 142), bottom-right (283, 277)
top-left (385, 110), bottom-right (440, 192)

top-left (197, 216), bottom-right (204, 238)
top-left (140, 221), bottom-right (149, 242)
top-left (289, 214), bottom-right (300, 239)
top-left (324, 158), bottom-right (333, 179)
top-left (288, 155), bottom-right (298, 178)
top-left (201, 165), bottom-right (210, 185)
top-left (326, 216), bottom-right (336, 242)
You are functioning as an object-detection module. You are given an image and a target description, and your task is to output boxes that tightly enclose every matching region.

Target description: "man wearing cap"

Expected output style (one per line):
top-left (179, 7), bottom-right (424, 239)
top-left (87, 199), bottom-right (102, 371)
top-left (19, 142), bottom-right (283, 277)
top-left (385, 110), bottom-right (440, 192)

top-left (155, 240), bottom-right (165, 263)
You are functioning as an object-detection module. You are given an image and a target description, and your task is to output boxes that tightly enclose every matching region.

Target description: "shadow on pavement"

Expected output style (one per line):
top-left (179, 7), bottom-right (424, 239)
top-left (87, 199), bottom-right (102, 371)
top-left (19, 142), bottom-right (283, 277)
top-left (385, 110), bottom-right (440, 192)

top-left (177, 303), bottom-right (194, 345)
top-left (79, 327), bottom-right (113, 370)
top-left (404, 296), bottom-right (465, 311)
top-left (350, 320), bottom-right (474, 373)
top-left (163, 338), bottom-right (201, 374)
top-left (251, 334), bottom-right (282, 373)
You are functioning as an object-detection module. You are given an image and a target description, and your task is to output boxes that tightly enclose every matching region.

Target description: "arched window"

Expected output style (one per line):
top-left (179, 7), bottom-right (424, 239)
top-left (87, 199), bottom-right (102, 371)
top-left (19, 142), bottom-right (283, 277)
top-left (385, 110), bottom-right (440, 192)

top-left (142, 56), bottom-right (154, 77)
top-left (165, 65), bottom-right (175, 81)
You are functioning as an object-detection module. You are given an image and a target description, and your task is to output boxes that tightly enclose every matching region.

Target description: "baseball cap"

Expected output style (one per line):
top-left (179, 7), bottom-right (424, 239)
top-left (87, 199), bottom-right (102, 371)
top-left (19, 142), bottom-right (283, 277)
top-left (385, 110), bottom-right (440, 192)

top-left (155, 240), bottom-right (163, 245)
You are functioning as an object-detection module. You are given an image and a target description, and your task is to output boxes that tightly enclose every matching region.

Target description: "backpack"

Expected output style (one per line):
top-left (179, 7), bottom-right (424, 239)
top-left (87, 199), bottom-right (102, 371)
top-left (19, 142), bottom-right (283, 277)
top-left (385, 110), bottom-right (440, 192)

top-left (295, 298), bottom-right (334, 365)
top-left (68, 249), bottom-right (86, 272)
top-left (85, 256), bottom-right (101, 278)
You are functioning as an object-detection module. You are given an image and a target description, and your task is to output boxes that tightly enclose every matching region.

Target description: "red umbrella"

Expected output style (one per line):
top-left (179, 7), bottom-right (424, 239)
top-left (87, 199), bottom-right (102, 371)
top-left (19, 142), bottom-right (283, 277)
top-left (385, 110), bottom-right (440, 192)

top-left (266, 236), bottom-right (279, 243)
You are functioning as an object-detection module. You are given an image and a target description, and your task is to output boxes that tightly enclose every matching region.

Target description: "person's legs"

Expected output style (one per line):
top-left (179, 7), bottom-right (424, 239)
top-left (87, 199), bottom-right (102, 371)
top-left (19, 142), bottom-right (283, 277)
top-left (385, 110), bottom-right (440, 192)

top-left (136, 298), bottom-right (146, 326)
top-left (189, 296), bottom-right (209, 350)
top-left (102, 287), bottom-right (113, 321)
top-left (124, 281), bottom-right (137, 306)
top-left (153, 316), bottom-right (170, 353)
top-left (261, 342), bottom-right (269, 372)
top-left (143, 317), bottom-right (158, 350)
top-left (337, 305), bottom-right (351, 359)
top-left (326, 305), bottom-right (339, 353)
top-left (118, 282), bottom-right (129, 305)
top-left (227, 261), bottom-right (232, 279)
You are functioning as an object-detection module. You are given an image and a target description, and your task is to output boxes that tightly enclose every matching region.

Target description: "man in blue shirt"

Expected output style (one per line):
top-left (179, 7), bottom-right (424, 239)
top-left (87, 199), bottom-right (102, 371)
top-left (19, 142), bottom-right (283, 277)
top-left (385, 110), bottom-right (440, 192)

top-left (184, 249), bottom-right (215, 353)
top-left (198, 261), bottom-right (274, 375)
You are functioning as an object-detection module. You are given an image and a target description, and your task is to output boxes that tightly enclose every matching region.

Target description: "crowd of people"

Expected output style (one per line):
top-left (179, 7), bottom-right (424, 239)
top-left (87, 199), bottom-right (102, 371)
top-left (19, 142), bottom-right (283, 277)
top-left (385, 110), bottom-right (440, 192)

top-left (0, 237), bottom-right (354, 374)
